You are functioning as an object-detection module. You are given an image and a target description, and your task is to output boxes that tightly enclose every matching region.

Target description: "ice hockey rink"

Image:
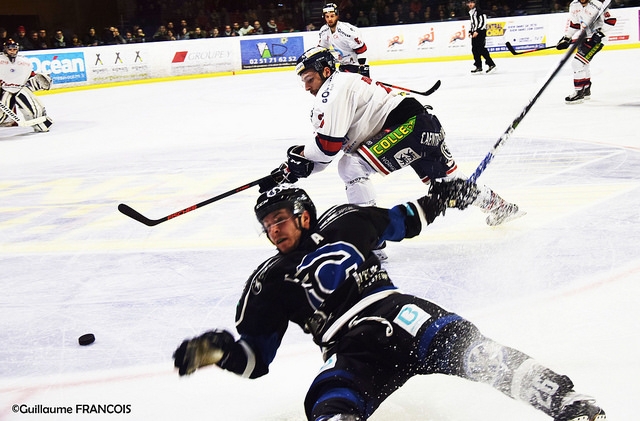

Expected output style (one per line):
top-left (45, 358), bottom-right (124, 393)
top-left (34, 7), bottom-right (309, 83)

top-left (1, 46), bottom-right (639, 420)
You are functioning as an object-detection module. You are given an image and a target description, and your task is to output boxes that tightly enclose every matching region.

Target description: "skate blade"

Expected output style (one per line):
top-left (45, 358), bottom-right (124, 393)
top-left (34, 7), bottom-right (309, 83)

top-left (486, 210), bottom-right (527, 226)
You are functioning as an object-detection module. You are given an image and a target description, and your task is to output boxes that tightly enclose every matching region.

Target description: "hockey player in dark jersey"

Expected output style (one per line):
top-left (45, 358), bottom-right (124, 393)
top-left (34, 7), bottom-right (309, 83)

top-left (173, 182), bottom-right (605, 421)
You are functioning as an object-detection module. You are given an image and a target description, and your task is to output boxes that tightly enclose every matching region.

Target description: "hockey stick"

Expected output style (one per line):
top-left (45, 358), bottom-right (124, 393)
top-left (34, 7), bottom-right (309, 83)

top-left (377, 79), bottom-right (441, 96)
top-left (469, 0), bottom-right (611, 183)
top-left (118, 171), bottom-right (282, 226)
top-left (505, 42), bottom-right (557, 56)
top-left (0, 101), bottom-right (47, 127)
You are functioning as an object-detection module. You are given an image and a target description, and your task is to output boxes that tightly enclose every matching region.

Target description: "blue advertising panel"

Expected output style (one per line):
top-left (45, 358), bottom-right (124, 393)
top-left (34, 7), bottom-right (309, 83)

top-left (240, 35), bottom-right (304, 69)
top-left (25, 51), bottom-right (88, 84)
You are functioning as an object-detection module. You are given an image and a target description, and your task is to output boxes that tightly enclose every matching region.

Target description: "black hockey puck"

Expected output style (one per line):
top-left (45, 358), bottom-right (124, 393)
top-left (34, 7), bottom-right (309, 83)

top-left (78, 333), bottom-right (95, 346)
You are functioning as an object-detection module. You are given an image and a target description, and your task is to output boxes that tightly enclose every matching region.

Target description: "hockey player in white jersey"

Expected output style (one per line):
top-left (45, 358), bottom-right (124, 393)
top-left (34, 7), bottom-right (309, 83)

top-left (265, 47), bottom-right (523, 229)
top-left (556, 0), bottom-right (616, 103)
top-left (0, 39), bottom-right (53, 132)
top-left (318, 3), bottom-right (369, 77)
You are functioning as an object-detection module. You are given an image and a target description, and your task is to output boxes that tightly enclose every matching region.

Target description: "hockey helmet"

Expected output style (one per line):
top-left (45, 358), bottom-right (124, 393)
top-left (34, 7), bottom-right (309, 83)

top-left (295, 47), bottom-right (336, 76)
top-left (3, 38), bottom-right (19, 60)
top-left (322, 3), bottom-right (339, 17)
top-left (255, 185), bottom-right (317, 227)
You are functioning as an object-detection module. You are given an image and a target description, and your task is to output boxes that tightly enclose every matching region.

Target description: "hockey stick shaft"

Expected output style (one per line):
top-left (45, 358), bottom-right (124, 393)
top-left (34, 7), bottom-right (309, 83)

top-left (469, 0), bottom-right (611, 183)
top-left (505, 42), bottom-right (556, 55)
top-left (118, 171), bottom-right (281, 226)
top-left (0, 101), bottom-right (46, 127)
top-left (377, 80), bottom-right (441, 96)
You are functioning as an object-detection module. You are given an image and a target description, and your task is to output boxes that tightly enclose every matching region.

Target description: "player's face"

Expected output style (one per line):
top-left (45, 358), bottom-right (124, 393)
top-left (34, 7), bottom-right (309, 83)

top-left (262, 208), bottom-right (308, 254)
top-left (324, 12), bottom-right (338, 27)
top-left (300, 68), bottom-right (330, 96)
top-left (4, 45), bottom-right (18, 59)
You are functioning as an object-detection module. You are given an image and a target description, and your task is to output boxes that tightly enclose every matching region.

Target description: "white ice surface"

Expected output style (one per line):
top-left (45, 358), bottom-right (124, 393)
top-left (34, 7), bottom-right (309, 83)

top-left (1, 48), bottom-right (639, 420)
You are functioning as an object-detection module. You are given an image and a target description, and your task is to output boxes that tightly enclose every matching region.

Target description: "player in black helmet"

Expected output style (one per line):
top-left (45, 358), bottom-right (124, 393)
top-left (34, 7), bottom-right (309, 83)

top-left (174, 183), bottom-right (606, 421)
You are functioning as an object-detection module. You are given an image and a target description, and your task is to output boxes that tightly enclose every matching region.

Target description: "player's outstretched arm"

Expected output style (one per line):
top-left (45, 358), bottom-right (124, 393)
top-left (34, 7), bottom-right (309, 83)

top-left (173, 329), bottom-right (236, 376)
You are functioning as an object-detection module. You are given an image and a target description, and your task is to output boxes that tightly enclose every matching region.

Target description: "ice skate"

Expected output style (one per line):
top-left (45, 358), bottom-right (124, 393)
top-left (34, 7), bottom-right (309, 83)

top-left (471, 67), bottom-right (483, 73)
top-left (583, 83), bottom-right (591, 100)
top-left (479, 191), bottom-right (526, 226)
top-left (555, 396), bottom-right (606, 421)
top-left (565, 88), bottom-right (585, 104)
top-left (486, 65), bottom-right (496, 73)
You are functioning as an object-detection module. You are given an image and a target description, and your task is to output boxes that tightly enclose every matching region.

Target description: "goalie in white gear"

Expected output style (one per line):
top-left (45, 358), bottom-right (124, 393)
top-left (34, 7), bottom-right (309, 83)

top-left (266, 47), bottom-right (524, 228)
top-left (0, 39), bottom-right (53, 132)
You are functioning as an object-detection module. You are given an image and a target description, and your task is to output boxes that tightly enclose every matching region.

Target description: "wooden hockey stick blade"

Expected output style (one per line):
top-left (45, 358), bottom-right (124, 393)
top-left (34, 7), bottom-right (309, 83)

top-left (377, 80), bottom-right (441, 96)
top-left (118, 171), bottom-right (282, 226)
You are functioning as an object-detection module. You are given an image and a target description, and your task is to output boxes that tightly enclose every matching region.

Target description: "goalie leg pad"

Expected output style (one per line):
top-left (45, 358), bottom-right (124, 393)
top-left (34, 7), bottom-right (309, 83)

top-left (14, 87), bottom-right (46, 120)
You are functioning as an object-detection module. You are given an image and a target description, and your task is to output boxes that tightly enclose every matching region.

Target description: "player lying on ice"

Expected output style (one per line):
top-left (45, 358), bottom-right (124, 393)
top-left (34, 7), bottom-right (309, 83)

top-left (173, 181), bottom-right (605, 421)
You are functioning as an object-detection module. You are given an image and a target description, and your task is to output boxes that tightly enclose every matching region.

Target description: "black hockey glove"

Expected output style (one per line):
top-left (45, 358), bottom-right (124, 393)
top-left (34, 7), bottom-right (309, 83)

top-left (585, 30), bottom-right (605, 48)
top-left (556, 36), bottom-right (571, 50)
top-left (173, 329), bottom-right (235, 376)
top-left (417, 179), bottom-right (480, 224)
top-left (258, 163), bottom-right (299, 192)
top-left (286, 145), bottom-right (314, 178)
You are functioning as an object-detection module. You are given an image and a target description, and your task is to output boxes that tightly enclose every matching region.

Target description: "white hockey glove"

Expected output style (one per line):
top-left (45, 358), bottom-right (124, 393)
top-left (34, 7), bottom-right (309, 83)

top-left (26, 73), bottom-right (52, 91)
top-left (173, 329), bottom-right (235, 376)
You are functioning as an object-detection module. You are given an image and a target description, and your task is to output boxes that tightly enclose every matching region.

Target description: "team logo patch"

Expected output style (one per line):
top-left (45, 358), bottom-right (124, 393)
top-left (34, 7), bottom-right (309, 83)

top-left (393, 304), bottom-right (431, 336)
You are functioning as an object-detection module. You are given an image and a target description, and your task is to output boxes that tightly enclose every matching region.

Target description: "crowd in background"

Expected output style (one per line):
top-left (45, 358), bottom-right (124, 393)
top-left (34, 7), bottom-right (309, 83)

top-left (1, 0), bottom-right (637, 50)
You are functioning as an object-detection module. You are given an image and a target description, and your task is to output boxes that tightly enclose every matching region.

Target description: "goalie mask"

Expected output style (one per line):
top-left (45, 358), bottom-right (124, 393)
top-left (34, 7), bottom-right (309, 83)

top-left (295, 47), bottom-right (336, 76)
top-left (255, 186), bottom-right (317, 228)
top-left (3, 39), bottom-right (19, 62)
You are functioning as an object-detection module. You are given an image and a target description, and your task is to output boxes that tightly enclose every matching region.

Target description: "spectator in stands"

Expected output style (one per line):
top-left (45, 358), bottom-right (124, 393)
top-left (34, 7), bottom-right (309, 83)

top-left (51, 29), bottom-right (67, 48)
top-left (25, 30), bottom-right (40, 50)
top-left (179, 27), bottom-right (191, 39)
top-left (211, 27), bottom-right (221, 37)
top-left (238, 21), bottom-right (254, 36)
top-left (266, 18), bottom-right (278, 33)
top-left (106, 27), bottom-right (126, 44)
top-left (192, 27), bottom-right (207, 38)
top-left (13, 26), bottom-right (29, 47)
top-left (83, 27), bottom-right (100, 46)
top-left (152, 25), bottom-right (170, 41)
top-left (232, 22), bottom-right (241, 35)
top-left (368, 7), bottom-right (378, 26)
top-left (221, 25), bottom-right (235, 36)
top-left (0, 27), bottom-right (7, 46)
top-left (356, 10), bottom-right (370, 27)
top-left (253, 20), bottom-right (264, 35)
top-left (36, 29), bottom-right (50, 49)
top-left (133, 27), bottom-right (146, 43)
top-left (71, 34), bottom-right (83, 47)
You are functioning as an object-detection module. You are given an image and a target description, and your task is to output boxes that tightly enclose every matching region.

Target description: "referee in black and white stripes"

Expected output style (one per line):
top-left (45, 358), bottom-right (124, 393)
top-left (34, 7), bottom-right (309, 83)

top-left (467, 0), bottom-right (496, 73)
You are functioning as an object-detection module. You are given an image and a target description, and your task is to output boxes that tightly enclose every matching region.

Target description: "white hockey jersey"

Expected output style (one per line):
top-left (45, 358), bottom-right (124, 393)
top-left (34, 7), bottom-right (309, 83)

top-left (303, 71), bottom-right (405, 165)
top-left (318, 21), bottom-right (367, 66)
top-left (564, 0), bottom-right (616, 38)
top-left (0, 54), bottom-right (34, 94)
